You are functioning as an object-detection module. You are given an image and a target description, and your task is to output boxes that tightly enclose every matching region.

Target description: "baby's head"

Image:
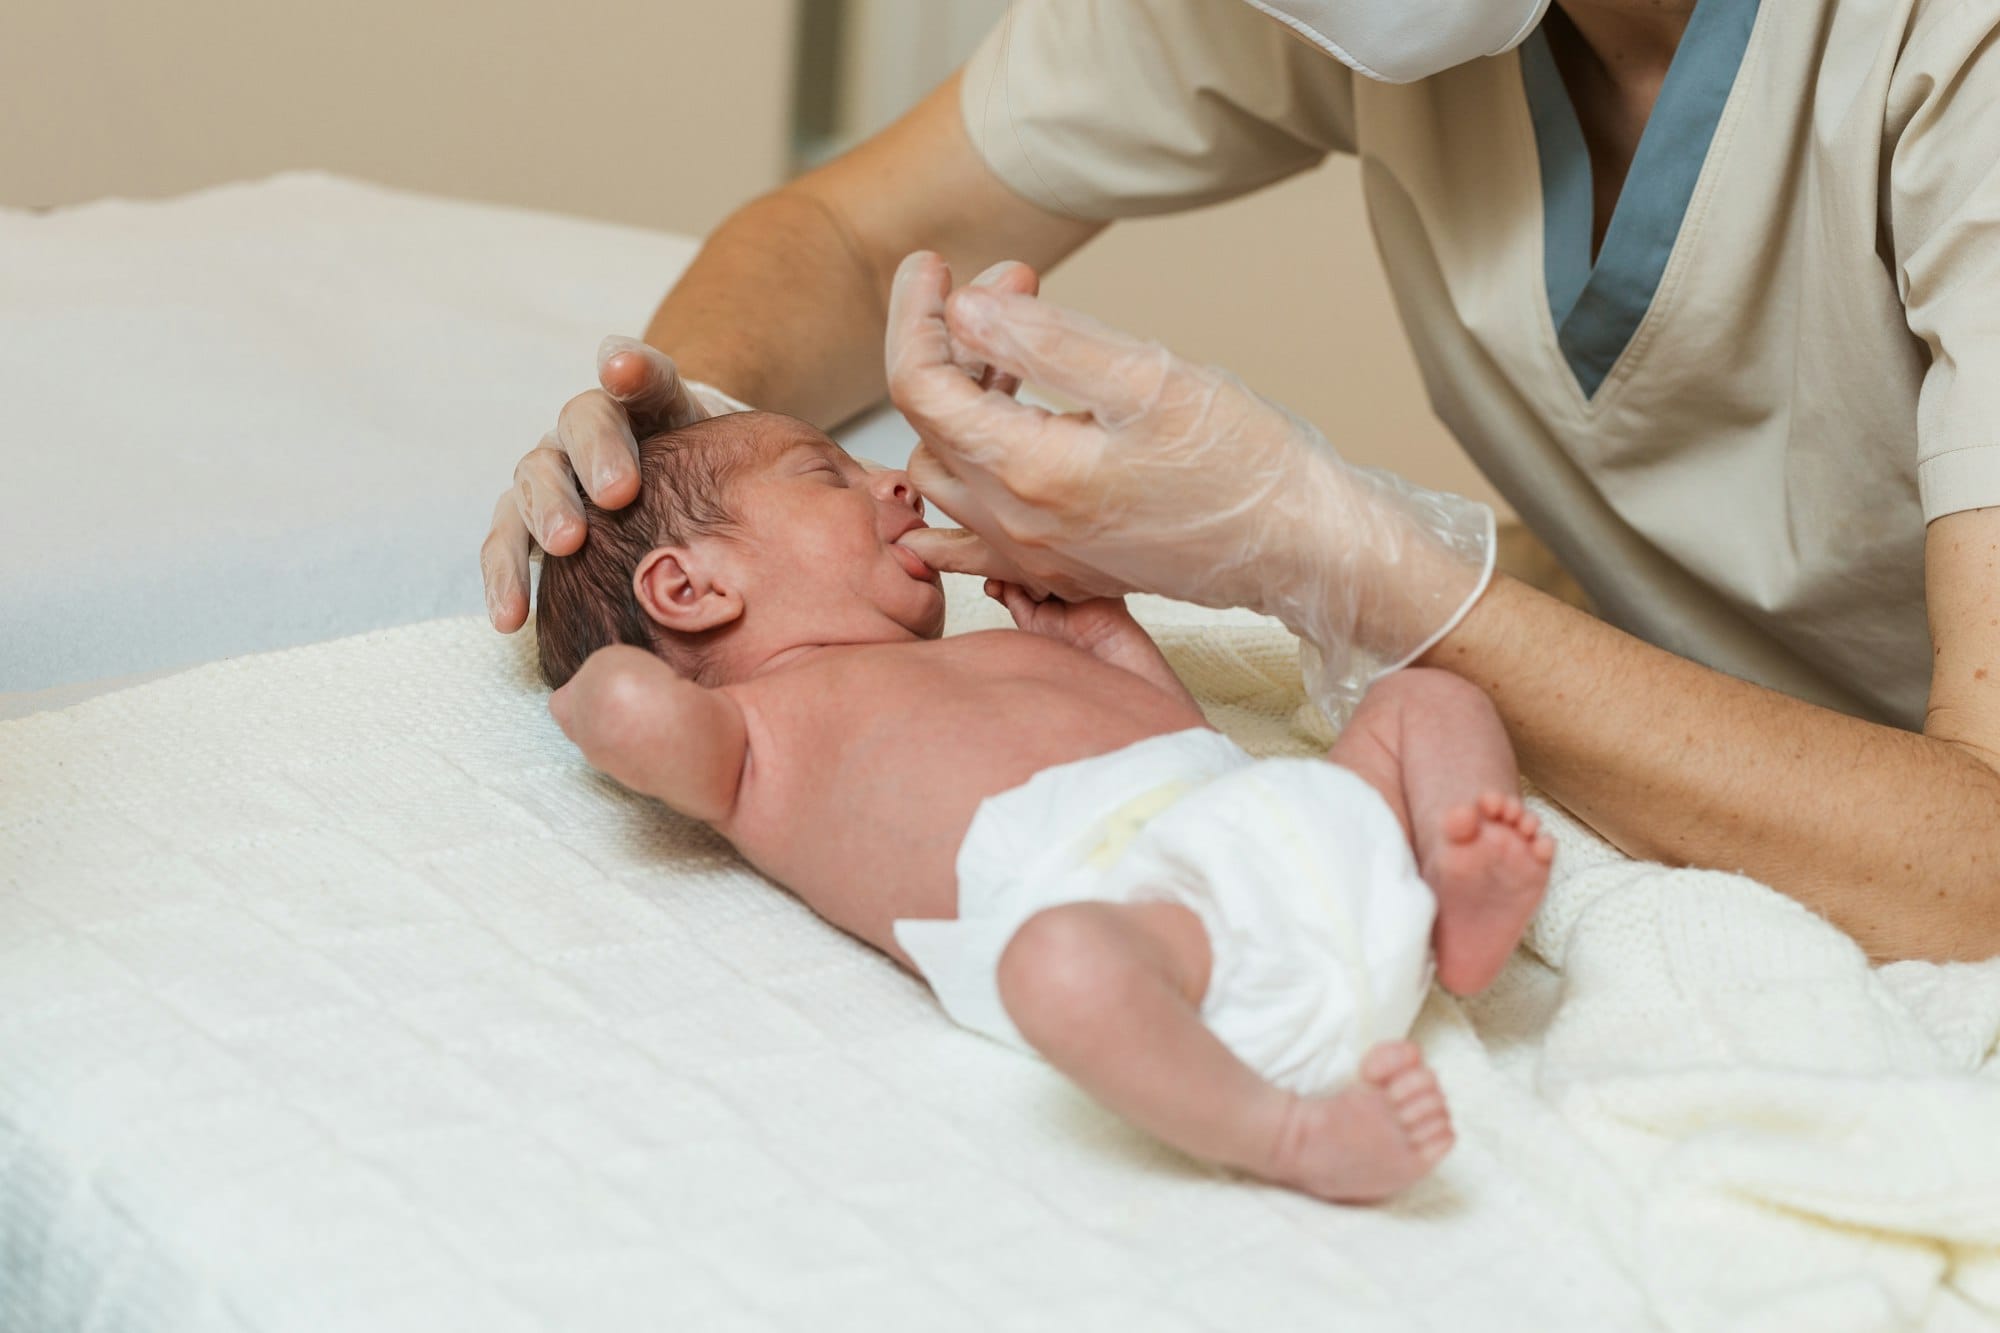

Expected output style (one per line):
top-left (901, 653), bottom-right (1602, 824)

top-left (535, 411), bottom-right (942, 689)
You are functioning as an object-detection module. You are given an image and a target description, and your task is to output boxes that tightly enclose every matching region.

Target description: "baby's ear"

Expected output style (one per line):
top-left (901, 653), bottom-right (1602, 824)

top-left (633, 546), bottom-right (743, 634)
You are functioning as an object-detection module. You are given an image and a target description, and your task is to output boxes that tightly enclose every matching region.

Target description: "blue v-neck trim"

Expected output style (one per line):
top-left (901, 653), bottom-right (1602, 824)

top-left (1521, 0), bottom-right (1760, 399)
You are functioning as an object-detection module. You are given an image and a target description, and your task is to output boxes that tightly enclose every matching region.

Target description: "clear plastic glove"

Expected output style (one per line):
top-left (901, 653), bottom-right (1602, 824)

top-left (885, 251), bottom-right (1495, 714)
top-left (481, 337), bottom-right (748, 632)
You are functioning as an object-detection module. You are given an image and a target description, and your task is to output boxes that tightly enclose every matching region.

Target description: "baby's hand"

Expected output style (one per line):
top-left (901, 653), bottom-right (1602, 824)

top-left (985, 580), bottom-right (1199, 711)
top-left (984, 580), bottom-right (1143, 656)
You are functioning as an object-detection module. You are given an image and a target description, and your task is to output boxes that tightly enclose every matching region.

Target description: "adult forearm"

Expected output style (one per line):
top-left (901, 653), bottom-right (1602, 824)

top-left (642, 73), bottom-right (1101, 429)
top-left (1421, 577), bottom-right (2000, 962)
top-left (643, 189), bottom-right (890, 425)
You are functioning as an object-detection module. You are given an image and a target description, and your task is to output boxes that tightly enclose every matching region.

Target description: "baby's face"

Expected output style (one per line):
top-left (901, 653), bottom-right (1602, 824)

top-left (725, 420), bottom-right (945, 645)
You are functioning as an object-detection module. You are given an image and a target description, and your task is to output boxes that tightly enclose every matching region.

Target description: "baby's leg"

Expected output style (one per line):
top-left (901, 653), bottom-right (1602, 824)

top-left (997, 900), bottom-right (1452, 1203)
top-left (1328, 667), bottom-right (1555, 995)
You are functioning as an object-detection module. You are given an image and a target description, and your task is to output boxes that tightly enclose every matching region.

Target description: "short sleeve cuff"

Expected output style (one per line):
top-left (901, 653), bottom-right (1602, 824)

top-left (955, 0), bottom-right (1350, 221)
top-left (958, 29), bottom-right (1103, 219)
top-left (1919, 445), bottom-right (2000, 521)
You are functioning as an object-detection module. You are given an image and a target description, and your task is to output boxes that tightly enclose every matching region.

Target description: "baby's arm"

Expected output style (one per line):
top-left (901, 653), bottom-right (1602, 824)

top-left (985, 582), bottom-right (1199, 711)
top-left (998, 900), bottom-right (1453, 1202)
top-left (548, 644), bottom-right (747, 824)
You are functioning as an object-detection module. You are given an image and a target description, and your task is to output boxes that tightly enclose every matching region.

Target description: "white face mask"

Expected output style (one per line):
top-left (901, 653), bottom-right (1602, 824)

top-left (1240, 0), bottom-right (1553, 84)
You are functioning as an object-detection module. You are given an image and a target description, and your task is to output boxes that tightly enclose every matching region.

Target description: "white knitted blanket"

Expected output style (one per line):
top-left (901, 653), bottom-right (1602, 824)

top-left (4, 582), bottom-right (1997, 1332)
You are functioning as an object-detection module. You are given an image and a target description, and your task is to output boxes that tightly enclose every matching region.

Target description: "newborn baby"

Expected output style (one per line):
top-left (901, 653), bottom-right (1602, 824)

top-left (536, 410), bottom-right (1553, 1203)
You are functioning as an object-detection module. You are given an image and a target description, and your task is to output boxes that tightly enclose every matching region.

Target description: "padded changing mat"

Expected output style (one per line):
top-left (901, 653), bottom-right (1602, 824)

top-left (4, 586), bottom-right (1998, 1332)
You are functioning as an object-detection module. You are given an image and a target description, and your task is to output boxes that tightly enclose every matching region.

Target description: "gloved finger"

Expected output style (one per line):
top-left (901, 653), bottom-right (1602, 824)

top-left (909, 440), bottom-right (1079, 569)
top-left (969, 259), bottom-right (1040, 297)
top-left (555, 388), bottom-right (644, 509)
top-left (513, 436), bottom-right (589, 555)
top-left (895, 526), bottom-right (1024, 581)
top-left (481, 488), bottom-right (533, 632)
top-left (884, 251), bottom-right (961, 391)
top-left (909, 442), bottom-right (1130, 599)
top-left (946, 285), bottom-right (1176, 429)
top-left (905, 439), bottom-right (966, 508)
top-left (596, 335), bottom-right (710, 432)
top-left (908, 443), bottom-right (1031, 544)
top-left (888, 258), bottom-right (1107, 491)
top-left (967, 260), bottom-right (1040, 400)
top-left (900, 523), bottom-right (1131, 603)
top-left (975, 365), bottom-right (1019, 396)
top-left (886, 252), bottom-right (1006, 442)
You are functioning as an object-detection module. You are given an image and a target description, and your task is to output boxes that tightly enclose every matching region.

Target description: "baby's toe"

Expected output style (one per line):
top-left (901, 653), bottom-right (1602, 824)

top-left (1393, 1084), bottom-right (1455, 1161)
top-left (1413, 1123), bottom-right (1456, 1165)
top-left (1398, 1090), bottom-right (1447, 1125)
top-left (1360, 1040), bottom-right (1424, 1084)
top-left (1408, 1102), bottom-right (1453, 1142)
top-left (1533, 833), bottom-right (1557, 864)
top-left (1477, 791), bottom-right (1505, 820)
top-left (1441, 804), bottom-right (1482, 844)
top-left (1385, 1065), bottom-right (1439, 1107)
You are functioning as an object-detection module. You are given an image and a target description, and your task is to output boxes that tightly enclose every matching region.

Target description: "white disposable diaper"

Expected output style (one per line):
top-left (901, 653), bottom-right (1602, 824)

top-left (893, 728), bottom-right (1436, 1094)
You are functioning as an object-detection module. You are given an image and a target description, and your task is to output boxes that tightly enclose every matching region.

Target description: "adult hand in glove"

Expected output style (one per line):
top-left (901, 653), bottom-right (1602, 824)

top-left (884, 250), bottom-right (1494, 710)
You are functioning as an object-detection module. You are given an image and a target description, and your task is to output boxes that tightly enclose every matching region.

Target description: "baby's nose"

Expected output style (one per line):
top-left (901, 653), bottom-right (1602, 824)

top-left (873, 469), bottom-right (922, 516)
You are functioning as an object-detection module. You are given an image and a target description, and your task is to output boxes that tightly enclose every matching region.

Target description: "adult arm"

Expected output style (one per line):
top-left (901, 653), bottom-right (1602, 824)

top-left (889, 262), bottom-right (2000, 964)
top-left (1418, 508), bottom-right (2000, 963)
top-left (1487, 4), bottom-right (2000, 962)
top-left (640, 73), bottom-right (1101, 426)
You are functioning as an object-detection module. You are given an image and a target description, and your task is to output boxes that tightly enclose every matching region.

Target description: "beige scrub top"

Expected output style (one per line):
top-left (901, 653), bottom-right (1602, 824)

top-left (961, 0), bottom-right (2000, 731)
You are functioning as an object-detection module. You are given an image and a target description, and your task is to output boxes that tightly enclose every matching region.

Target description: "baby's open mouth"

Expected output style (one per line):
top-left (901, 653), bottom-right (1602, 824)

top-left (892, 540), bottom-right (940, 583)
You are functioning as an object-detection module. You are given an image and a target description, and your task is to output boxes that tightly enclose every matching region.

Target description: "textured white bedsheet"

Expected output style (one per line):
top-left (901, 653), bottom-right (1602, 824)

top-left (0, 591), bottom-right (1627, 1332)
top-left (5, 588), bottom-right (1997, 1331)
top-left (0, 172), bottom-right (917, 705)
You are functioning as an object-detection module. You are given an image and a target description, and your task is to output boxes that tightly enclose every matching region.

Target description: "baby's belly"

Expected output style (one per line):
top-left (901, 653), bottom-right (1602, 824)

top-left (725, 644), bottom-right (1206, 958)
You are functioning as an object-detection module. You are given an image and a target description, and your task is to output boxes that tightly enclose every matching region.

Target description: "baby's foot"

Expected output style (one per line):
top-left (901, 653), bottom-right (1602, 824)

top-left (1266, 1042), bottom-right (1454, 1204)
top-left (1425, 792), bottom-right (1555, 995)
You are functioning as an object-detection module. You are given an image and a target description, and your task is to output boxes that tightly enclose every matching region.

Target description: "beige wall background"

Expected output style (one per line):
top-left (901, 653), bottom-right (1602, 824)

top-left (2, 0), bottom-right (797, 238)
top-left (2, 0), bottom-right (1500, 512)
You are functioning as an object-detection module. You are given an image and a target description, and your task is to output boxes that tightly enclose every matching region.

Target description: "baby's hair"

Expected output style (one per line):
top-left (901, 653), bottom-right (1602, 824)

top-left (534, 416), bottom-right (757, 689)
